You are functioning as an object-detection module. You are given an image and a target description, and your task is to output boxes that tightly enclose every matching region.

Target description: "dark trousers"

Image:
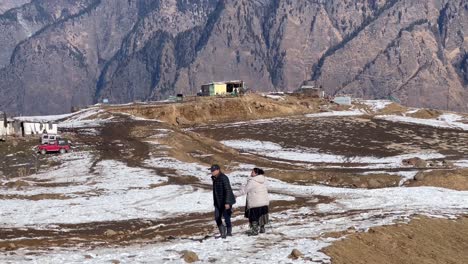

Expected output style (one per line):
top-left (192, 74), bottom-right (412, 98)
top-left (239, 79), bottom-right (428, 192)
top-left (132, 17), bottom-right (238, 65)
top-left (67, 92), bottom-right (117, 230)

top-left (214, 207), bottom-right (232, 228)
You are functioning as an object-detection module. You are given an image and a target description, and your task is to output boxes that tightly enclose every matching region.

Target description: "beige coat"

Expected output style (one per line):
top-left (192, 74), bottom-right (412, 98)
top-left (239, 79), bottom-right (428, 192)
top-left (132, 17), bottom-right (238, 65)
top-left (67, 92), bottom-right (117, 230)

top-left (235, 175), bottom-right (269, 209)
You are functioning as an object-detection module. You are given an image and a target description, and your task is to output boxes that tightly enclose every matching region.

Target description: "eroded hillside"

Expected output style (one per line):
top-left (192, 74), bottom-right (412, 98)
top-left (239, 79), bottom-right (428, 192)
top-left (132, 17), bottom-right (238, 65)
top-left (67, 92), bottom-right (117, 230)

top-left (0, 0), bottom-right (466, 115)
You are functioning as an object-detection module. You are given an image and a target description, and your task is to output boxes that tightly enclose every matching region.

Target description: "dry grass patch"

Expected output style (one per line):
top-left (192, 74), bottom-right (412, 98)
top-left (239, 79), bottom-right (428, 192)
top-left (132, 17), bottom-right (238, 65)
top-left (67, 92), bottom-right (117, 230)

top-left (323, 216), bottom-right (468, 264)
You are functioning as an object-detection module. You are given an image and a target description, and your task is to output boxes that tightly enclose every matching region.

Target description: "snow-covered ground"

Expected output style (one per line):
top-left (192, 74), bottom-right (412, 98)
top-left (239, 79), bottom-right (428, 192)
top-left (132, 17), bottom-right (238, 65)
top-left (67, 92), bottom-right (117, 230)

top-left (14, 113), bottom-right (76, 122)
top-left (3, 232), bottom-right (336, 263)
top-left (59, 108), bottom-right (114, 128)
top-left (377, 113), bottom-right (468, 131)
top-left (12, 107), bottom-right (114, 129)
top-left (221, 139), bottom-right (446, 169)
top-left (2, 100), bottom-right (468, 263)
top-left (147, 158), bottom-right (468, 217)
top-left (305, 100), bottom-right (392, 118)
top-left (305, 109), bottom-right (364, 118)
top-left (360, 100), bottom-right (393, 112)
top-left (0, 154), bottom-right (295, 228)
top-left (0, 155), bottom-right (204, 227)
top-left (1, 153), bottom-right (467, 263)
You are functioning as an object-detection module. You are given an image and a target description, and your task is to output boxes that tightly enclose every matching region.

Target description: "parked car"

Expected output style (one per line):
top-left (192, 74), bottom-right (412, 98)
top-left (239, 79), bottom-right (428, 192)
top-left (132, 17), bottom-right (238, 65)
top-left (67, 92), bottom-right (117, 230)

top-left (40, 134), bottom-right (61, 144)
top-left (37, 139), bottom-right (70, 155)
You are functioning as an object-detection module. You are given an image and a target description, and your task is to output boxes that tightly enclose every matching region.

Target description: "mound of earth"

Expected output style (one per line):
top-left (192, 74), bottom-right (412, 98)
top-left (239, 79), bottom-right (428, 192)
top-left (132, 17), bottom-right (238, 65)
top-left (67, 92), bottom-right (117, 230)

top-left (407, 109), bottom-right (442, 119)
top-left (323, 216), bottom-right (468, 264)
top-left (405, 169), bottom-right (468, 191)
top-left (378, 103), bottom-right (408, 115)
top-left (107, 94), bottom-right (323, 127)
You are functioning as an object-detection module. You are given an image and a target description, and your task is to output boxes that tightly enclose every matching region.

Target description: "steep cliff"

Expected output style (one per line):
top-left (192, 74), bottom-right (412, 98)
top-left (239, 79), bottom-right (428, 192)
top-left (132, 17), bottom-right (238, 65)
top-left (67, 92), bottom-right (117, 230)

top-left (0, 0), bottom-right (466, 115)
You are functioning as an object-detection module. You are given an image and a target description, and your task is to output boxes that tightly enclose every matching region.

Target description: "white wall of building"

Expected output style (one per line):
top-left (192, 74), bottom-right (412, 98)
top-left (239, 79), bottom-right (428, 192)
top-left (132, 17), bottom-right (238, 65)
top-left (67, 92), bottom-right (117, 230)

top-left (1, 122), bottom-right (16, 137)
top-left (22, 122), bottom-right (58, 135)
top-left (0, 125), bottom-right (6, 139)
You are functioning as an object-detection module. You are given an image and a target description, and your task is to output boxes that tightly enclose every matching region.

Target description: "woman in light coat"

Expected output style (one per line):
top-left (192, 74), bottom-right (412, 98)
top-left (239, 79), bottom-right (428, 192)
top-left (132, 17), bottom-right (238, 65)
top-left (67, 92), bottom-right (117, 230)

top-left (235, 167), bottom-right (269, 236)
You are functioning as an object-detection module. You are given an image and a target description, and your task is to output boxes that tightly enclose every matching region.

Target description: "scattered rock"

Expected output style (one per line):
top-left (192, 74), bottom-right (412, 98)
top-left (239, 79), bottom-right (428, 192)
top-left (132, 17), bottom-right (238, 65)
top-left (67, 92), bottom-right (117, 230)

top-left (402, 157), bottom-right (427, 168)
top-left (111, 260), bottom-right (120, 264)
top-left (403, 157), bottom-right (419, 166)
top-left (175, 116), bottom-right (190, 126)
top-left (414, 172), bottom-right (425, 181)
top-left (84, 255), bottom-right (94, 259)
top-left (442, 160), bottom-right (454, 168)
top-left (415, 159), bottom-right (427, 168)
top-left (288, 249), bottom-right (304, 259)
top-left (347, 227), bottom-right (357, 234)
top-left (7, 243), bottom-right (16, 250)
top-left (104, 229), bottom-right (118, 237)
top-left (182, 250), bottom-right (199, 263)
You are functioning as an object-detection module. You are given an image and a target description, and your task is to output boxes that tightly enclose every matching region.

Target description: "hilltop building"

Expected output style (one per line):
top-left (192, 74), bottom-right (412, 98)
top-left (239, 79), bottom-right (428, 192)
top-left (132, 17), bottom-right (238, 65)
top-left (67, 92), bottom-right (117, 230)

top-left (200, 80), bottom-right (245, 96)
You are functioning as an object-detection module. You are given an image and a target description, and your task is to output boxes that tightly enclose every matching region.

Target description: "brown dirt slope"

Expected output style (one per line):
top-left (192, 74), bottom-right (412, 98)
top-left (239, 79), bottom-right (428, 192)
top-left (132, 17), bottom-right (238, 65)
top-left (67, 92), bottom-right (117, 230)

top-left (107, 94), bottom-right (323, 127)
top-left (323, 216), bottom-right (468, 264)
top-left (405, 169), bottom-right (468, 191)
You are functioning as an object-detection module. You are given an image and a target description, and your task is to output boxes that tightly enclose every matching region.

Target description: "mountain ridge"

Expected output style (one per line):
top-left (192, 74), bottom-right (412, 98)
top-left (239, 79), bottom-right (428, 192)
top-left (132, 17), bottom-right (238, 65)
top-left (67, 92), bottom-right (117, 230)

top-left (0, 0), bottom-right (466, 115)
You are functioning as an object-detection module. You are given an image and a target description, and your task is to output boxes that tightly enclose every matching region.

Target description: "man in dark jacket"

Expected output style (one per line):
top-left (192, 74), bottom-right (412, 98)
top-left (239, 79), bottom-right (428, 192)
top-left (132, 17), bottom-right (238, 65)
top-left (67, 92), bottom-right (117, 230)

top-left (210, 164), bottom-right (236, 238)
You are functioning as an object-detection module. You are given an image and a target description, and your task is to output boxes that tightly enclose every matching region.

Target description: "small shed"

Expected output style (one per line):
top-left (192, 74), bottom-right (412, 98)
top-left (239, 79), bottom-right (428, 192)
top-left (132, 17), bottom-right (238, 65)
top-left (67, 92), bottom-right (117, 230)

top-left (9, 117), bottom-right (59, 137)
top-left (201, 80), bottom-right (244, 96)
top-left (297, 85), bottom-right (324, 98)
top-left (333, 96), bottom-right (352, 105)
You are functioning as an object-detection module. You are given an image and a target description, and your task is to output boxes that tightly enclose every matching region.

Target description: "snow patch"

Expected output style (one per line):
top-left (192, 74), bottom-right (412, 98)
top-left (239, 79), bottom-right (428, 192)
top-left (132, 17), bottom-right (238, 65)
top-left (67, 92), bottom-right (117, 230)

top-left (221, 139), bottom-right (445, 169)
top-left (1, 155), bottom-right (468, 262)
top-left (305, 109), bottom-right (364, 118)
top-left (59, 109), bottom-right (113, 128)
top-left (454, 160), bottom-right (468, 168)
top-left (361, 100), bottom-right (393, 112)
top-left (17, 12), bottom-right (33, 37)
top-left (376, 114), bottom-right (468, 131)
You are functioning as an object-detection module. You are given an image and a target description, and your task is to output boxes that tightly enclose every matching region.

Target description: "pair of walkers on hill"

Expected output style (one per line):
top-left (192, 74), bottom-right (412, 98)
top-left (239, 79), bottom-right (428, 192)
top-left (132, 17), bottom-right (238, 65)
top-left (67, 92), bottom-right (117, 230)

top-left (209, 164), bottom-right (269, 238)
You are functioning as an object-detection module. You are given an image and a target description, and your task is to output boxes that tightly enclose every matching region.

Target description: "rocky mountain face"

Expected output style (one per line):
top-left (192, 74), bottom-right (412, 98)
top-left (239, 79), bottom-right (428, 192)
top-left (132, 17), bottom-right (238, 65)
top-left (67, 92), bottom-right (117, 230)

top-left (0, 0), bottom-right (466, 115)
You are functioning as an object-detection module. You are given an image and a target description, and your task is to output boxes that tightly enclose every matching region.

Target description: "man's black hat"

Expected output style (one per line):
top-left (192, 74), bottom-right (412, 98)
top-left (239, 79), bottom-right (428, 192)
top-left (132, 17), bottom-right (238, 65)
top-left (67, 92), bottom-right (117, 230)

top-left (208, 164), bottom-right (221, 172)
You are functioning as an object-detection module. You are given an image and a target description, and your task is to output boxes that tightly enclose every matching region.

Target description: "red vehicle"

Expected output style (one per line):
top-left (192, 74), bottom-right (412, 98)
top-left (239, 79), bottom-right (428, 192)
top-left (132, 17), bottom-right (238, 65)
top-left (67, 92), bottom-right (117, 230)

top-left (38, 139), bottom-right (71, 155)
